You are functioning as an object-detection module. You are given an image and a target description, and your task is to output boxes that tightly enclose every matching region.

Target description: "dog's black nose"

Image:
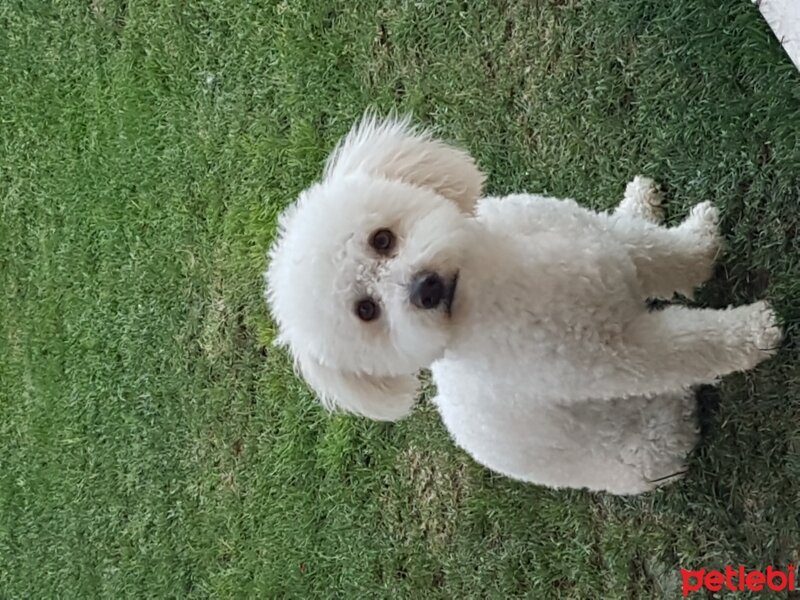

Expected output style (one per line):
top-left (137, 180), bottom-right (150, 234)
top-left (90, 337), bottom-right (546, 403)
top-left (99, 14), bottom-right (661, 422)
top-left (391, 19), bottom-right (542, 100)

top-left (410, 272), bottom-right (445, 310)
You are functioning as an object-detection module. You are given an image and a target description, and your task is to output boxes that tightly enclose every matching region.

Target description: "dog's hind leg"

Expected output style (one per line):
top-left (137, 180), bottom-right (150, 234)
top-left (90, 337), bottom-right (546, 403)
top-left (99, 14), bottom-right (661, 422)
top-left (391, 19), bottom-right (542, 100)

top-left (606, 200), bottom-right (722, 299)
top-left (614, 175), bottom-right (665, 225)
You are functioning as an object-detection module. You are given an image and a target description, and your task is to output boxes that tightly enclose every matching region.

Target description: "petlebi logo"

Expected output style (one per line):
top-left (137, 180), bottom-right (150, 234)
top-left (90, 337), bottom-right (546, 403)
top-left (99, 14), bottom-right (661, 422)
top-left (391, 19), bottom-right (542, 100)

top-left (681, 565), bottom-right (797, 596)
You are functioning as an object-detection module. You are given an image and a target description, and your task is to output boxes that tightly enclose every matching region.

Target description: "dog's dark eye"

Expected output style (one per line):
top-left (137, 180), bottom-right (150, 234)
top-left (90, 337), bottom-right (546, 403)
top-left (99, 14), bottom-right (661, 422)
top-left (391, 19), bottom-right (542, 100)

top-left (355, 298), bottom-right (380, 322)
top-left (369, 229), bottom-right (395, 254)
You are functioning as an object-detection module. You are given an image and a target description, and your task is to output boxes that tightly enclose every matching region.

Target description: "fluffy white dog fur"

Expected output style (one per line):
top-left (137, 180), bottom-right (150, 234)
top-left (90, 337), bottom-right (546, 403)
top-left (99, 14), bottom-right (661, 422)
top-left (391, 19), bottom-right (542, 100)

top-left (265, 115), bottom-right (783, 495)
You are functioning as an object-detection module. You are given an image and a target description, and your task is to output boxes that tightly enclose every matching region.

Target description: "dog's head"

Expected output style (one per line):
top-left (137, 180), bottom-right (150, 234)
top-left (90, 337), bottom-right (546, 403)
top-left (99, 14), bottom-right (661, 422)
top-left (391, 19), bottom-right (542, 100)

top-left (265, 115), bottom-right (484, 420)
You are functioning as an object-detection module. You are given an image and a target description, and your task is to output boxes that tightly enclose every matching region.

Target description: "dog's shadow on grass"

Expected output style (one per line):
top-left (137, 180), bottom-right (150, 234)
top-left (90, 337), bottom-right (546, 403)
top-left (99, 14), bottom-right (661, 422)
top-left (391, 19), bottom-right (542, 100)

top-left (676, 259), bottom-right (778, 448)
top-left (697, 261), bottom-right (772, 310)
top-left (694, 384), bottom-right (722, 442)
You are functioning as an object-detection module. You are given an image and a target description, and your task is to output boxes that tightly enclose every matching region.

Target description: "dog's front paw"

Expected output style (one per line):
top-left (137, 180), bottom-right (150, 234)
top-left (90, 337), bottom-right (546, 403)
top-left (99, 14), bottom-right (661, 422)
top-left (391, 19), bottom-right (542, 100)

top-left (722, 301), bottom-right (785, 373)
top-left (746, 300), bottom-right (784, 357)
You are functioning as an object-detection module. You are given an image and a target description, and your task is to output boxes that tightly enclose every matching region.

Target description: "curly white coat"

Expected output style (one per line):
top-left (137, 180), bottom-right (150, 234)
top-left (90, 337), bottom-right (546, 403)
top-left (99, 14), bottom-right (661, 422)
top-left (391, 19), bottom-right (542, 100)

top-left (266, 115), bottom-right (782, 495)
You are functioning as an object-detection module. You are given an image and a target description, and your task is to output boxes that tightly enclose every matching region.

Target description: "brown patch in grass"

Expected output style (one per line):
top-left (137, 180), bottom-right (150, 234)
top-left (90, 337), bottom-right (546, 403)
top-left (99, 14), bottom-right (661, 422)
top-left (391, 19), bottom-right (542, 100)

top-left (200, 274), bottom-right (228, 361)
top-left (383, 444), bottom-right (472, 551)
top-left (89, 0), bottom-right (127, 30)
top-left (90, 0), bottom-right (104, 17)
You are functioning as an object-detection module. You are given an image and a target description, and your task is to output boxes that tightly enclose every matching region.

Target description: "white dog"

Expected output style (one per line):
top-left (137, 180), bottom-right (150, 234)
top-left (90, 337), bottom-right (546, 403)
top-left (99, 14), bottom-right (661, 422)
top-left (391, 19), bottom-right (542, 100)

top-left (265, 115), bottom-right (783, 495)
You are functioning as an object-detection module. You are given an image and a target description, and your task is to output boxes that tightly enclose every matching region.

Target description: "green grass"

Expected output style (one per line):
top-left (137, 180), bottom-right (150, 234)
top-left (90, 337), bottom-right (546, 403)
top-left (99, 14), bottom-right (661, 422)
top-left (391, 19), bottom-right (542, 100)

top-left (1, 0), bottom-right (799, 597)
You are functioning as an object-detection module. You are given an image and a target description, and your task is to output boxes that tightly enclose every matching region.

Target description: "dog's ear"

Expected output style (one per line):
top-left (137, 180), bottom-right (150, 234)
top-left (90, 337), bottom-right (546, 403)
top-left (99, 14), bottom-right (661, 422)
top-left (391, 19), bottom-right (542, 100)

top-left (292, 351), bottom-right (418, 422)
top-left (323, 114), bottom-right (485, 214)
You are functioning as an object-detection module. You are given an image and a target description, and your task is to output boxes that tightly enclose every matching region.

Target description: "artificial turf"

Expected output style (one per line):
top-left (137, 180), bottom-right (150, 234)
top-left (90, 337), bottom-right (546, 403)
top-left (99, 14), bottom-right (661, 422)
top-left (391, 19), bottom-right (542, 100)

top-left (1, 0), bottom-right (798, 597)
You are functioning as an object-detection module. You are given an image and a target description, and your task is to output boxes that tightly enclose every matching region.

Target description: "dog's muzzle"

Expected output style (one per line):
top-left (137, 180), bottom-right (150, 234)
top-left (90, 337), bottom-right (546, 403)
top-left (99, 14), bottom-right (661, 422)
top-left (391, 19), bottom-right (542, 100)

top-left (409, 271), bottom-right (458, 314)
